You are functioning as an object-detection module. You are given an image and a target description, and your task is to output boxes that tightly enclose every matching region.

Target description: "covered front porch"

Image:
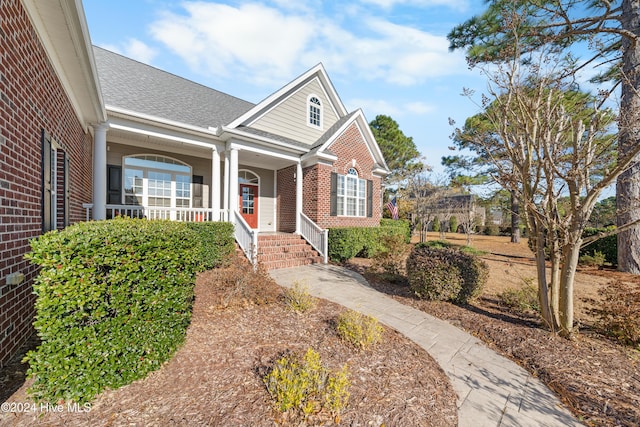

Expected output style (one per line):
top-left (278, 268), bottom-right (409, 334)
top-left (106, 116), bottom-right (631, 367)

top-left (88, 120), bottom-right (327, 266)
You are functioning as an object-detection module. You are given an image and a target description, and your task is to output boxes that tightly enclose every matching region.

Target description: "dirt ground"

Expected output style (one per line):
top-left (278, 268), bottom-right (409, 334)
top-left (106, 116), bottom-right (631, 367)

top-left (0, 261), bottom-right (457, 427)
top-left (2, 234), bottom-right (639, 426)
top-left (348, 232), bottom-right (640, 427)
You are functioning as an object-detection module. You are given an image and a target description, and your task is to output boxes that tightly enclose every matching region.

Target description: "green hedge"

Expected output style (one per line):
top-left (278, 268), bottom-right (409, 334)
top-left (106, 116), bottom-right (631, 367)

top-left (379, 219), bottom-right (411, 243)
top-left (187, 221), bottom-right (235, 269)
top-left (23, 217), bottom-right (228, 404)
top-left (328, 221), bottom-right (410, 262)
top-left (580, 227), bottom-right (617, 266)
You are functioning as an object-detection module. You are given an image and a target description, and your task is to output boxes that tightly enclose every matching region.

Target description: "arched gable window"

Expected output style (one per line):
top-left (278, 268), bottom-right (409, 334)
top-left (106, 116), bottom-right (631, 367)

top-left (307, 95), bottom-right (322, 129)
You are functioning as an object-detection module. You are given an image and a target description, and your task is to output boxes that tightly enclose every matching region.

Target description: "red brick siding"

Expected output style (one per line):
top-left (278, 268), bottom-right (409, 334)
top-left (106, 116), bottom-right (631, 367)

top-left (0, 0), bottom-right (94, 367)
top-left (303, 123), bottom-right (383, 228)
top-left (276, 165), bottom-right (296, 232)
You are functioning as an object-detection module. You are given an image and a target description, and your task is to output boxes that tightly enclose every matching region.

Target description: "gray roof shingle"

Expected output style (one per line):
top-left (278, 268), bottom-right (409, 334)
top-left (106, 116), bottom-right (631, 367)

top-left (93, 46), bottom-right (254, 129)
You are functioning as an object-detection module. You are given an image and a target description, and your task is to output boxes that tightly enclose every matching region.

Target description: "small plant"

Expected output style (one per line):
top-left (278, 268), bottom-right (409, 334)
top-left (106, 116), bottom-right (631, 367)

top-left (585, 281), bottom-right (640, 348)
top-left (336, 309), bottom-right (384, 349)
top-left (578, 250), bottom-right (606, 267)
top-left (264, 348), bottom-right (350, 424)
top-left (284, 281), bottom-right (316, 313)
top-left (498, 279), bottom-right (540, 314)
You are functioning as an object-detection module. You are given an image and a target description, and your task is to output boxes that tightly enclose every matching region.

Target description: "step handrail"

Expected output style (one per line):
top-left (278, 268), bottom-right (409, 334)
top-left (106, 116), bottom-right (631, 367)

top-left (234, 211), bottom-right (258, 267)
top-left (299, 213), bottom-right (328, 264)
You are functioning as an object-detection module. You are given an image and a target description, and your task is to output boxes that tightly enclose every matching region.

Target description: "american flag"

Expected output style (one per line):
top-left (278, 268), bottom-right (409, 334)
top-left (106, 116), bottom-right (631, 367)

top-left (386, 196), bottom-right (399, 220)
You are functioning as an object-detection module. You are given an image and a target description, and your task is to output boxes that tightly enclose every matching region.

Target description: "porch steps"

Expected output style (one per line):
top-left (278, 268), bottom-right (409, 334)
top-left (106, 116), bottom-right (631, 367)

top-left (257, 233), bottom-right (324, 270)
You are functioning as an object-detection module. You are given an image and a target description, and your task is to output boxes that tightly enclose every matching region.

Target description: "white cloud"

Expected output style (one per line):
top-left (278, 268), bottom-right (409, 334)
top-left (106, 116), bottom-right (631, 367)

top-left (358, 0), bottom-right (469, 12)
top-left (350, 98), bottom-right (435, 118)
top-left (98, 38), bottom-right (158, 64)
top-left (149, 2), bottom-right (313, 85)
top-left (146, 1), bottom-right (468, 88)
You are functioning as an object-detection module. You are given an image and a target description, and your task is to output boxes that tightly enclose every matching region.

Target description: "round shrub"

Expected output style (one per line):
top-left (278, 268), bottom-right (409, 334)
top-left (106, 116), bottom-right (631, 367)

top-left (24, 217), bottom-right (203, 404)
top-left (406, 244), bottom-right (489, 304)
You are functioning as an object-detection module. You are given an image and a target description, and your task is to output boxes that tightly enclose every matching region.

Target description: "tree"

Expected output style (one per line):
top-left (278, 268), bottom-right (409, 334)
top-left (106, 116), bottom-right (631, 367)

top-left (589, 196), bottom-right (617, 228)
top-left (403, 170), bottom-right (446, 242)
top-left (370, 115), bottom-right (424, 185)
top-left (450, 43), bottom-right (640, 336)
top-left (448, 0), bottom-right (640, 273)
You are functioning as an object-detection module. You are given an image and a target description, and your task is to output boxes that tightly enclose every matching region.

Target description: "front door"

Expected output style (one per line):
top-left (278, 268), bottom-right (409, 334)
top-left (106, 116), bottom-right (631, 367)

top-left (239, 183), bottom-right (259, 228)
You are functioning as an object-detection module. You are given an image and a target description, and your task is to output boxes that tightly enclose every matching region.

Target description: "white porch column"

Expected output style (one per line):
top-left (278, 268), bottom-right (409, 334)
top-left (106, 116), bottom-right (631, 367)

top-left (228, 147), bottom-right (239, 223)
top-left (295, 161), bottom-right (303, 234)
top-left (223, 150), bottom-right (230, 218)
top-left (211, 147), bottom-right (220, 220)
top-left (92, 122), bottom-right (109, 220)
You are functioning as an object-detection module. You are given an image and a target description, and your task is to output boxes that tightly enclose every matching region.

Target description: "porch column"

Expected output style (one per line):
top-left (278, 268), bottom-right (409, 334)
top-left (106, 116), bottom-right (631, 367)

top-left (295, 161), bottom-right (303, 234)
top-left (211, 147), bottom-right (220, 220)
top-left (92, 122), bottom-right (109, 220)
top-left (228, 147), bottom-right (239, 223)
top-left (223, 150), bottom-right (230, 218)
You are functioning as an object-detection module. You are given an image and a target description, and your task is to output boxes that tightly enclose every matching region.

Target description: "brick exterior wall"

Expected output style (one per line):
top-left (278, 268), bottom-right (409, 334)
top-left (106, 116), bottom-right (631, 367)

top-left (0, 0), bottom-right (94, 367)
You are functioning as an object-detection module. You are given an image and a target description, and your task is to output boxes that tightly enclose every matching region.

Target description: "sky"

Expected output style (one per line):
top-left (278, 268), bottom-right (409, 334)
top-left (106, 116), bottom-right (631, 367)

top-left (82, 0), bottom-right (491, 176)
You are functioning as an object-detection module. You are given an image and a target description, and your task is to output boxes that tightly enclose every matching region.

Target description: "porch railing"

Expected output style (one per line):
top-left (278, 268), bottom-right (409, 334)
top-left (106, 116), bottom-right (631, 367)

top-left (299, 213), bottom-right (328, 264)
top-left (105, 205), bottom-right (228, 222)
top-left (234, 211), bottom-right (258, 267)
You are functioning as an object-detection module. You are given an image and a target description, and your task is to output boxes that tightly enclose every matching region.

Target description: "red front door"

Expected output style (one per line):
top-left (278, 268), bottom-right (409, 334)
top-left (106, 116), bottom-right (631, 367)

top-left (239, 184), bottom-right (258, 228)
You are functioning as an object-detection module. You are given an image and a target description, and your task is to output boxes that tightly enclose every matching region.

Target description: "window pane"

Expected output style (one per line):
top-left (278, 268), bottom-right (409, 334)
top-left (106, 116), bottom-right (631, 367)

top-left (358, 199), bottom-right (365, 216)
top-left (337, 175), bottom-right (345, 196)
top-left (337, 197), bottom-right (344, 216)
top-left (347, 177), bottom-right (357, 197)
top-left (358, 179), bottom-right (365, 197)
top-left (347, 198), bottom-right (356, 216)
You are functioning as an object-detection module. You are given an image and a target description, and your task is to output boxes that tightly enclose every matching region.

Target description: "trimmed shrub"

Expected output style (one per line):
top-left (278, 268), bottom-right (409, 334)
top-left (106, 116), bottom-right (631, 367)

top-left (371, 233), bottom-right (410, 278)
top-left (24, 218), bottom-right (202, 404)
top-left (450, 216), bottom-right (458, 234)
top-left (579, 251), bottom-right (607, 268)
top-left (186, 221), bottom-right (235, 269)
top-left (327, 226), bottom-right (407, 262)
top-left (380, 218), bottom-right (411, 243)
top-left (406, 243), bottom-right (488, 303)
top-left (336, 310), bottom-right (383, 350)
top-left (586, 281), bottom-right (640, 348)
top-left (264, 348), bottom-right (350, 423)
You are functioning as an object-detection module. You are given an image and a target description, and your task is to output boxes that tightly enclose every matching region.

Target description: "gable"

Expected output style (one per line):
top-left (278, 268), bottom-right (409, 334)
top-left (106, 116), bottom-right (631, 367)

top-left (247, 79), bottom-right (339, 146)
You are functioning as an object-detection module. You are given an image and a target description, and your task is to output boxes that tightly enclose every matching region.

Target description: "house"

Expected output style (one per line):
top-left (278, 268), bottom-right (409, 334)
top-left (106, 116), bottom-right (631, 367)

top-left (0, 0), bottom-right (105, 367)
top-left (91, 47), bottom-right (389, 257)
top-left (0, 0), bottom-right (389, 367)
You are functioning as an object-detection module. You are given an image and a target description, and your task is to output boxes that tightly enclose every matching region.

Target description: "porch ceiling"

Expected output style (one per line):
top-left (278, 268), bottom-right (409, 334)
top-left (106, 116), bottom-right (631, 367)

top-left (237, 149), bottom-right (296, 170)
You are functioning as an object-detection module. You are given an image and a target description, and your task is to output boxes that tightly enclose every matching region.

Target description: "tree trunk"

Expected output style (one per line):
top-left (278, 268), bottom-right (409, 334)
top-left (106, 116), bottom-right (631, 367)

top-left (510, 190), bottom-right (520, 243)
top-left (558, 238), bottom-right (581, 336)
top-left (617, 0), bottom-right (640, 274)
top-left (533, 227), bottom-right (555, 331)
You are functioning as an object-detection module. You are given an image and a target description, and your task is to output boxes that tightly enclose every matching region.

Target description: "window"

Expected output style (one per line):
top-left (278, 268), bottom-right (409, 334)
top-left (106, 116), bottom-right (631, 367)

top-left (307, 95), bottom-right (322, 129)
top-left (334, 168), bottom-right (366, 217)
top-left (123, 155), bottom-right (192, 211)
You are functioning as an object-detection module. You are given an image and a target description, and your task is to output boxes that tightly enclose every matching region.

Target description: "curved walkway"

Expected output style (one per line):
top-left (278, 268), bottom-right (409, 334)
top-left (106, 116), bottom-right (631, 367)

top-left (269, 264), bottom-right (582, 427)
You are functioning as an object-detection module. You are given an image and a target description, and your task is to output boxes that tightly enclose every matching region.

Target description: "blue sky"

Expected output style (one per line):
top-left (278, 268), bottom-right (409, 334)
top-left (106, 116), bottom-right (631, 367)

top-left (83, 0), bottom-right (489, 176)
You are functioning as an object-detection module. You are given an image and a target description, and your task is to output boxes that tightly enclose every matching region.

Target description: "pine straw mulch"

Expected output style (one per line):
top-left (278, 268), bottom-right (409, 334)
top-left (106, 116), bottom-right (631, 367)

top-left (0, 259), bottom-right (457, 427)
top-left (344, 258), bottom-right (640, 427)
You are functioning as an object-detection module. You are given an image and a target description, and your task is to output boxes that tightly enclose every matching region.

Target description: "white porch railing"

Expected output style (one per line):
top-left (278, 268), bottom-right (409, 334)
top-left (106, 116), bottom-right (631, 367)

top-left (234, 211), bottom-right (258, 267)
top-left (299, 213), bottom-right (328, 264)
top-left (104, 205), bottom-right (228, 222)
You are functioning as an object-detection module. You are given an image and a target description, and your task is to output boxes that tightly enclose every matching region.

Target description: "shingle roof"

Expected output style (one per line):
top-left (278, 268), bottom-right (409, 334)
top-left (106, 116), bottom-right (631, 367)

top-left (93, 46), bottom-right (254, 129)
top-left (235, 126), bottom-right (310, 150)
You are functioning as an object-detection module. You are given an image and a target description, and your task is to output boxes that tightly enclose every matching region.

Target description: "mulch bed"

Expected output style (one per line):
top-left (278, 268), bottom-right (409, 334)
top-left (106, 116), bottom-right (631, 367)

top-left (0, 265), bottom-right (457, 426)
top-left (345, 261), bottom-right (640, 427)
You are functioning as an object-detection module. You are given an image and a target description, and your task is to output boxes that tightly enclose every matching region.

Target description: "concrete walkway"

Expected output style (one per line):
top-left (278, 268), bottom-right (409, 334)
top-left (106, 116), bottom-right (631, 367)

top-left (269, 264), bottom-right (582, 427)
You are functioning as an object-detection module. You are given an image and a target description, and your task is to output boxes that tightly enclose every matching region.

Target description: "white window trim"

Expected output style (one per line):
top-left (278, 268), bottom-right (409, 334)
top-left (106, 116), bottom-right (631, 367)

top-left (307, 94), bottom-right (322, 130)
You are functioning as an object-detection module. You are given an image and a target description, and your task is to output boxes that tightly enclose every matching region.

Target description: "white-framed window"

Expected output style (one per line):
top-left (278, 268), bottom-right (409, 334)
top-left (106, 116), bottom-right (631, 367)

top-left (123, 154), bottom-right (192, 209)
top-left (336, 168), bottom-right (366, 217)
top-left (307, 95), bottom-right (322, 129)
